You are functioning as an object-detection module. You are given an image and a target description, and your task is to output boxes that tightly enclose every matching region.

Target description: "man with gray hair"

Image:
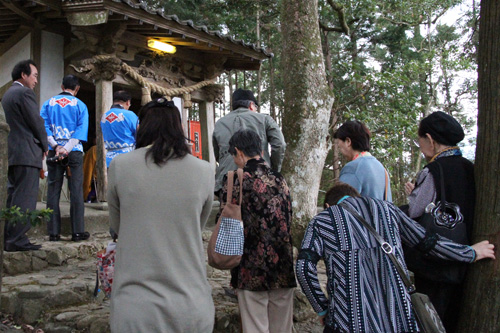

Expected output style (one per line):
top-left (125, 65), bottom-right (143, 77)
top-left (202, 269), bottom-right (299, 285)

top-left (213, 88), bottom-right (286, 194)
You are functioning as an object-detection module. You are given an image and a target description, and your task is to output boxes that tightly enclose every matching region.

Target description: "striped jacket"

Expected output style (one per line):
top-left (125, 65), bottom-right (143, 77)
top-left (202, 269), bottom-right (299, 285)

top-left (296, 196), bottom-right (475, 332)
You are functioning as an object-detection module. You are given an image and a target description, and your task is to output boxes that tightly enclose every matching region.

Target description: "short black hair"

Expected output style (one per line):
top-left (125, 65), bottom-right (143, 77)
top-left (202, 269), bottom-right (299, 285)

top-left (62, 75), bottom-right (80, 90)
top-left (228, 129), bottom-right (262, 158)
top-left (113, 90), bottom-right (132, 103)
top-left (11, 59), bottom-right (37, 81)
top-left (333, 120), bottom-right (371, 151)
top-left (323, 182), bottom-right (361, 208)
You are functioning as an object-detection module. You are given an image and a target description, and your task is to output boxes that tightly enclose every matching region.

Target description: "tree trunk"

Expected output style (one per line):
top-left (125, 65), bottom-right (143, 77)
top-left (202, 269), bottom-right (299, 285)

top-left (458, 1), bottom-right (500, 331)
top-left (256, 2), bottom-right (262, 112)
top-left (269, 38), bottom-right (277, 121)
top-left (281, 0), bottom-right (334, 245)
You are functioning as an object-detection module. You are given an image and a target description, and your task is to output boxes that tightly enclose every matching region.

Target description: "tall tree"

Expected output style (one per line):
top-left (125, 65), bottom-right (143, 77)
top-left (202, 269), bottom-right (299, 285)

top-left (281, 0), bottom-right (334, 243)
top-left (458, 0), bottom-right (500, 331)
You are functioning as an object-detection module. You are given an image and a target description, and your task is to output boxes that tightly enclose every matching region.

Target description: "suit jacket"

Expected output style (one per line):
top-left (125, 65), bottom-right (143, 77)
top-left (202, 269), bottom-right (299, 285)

top-left (1, 83), bottom-right (48, 168)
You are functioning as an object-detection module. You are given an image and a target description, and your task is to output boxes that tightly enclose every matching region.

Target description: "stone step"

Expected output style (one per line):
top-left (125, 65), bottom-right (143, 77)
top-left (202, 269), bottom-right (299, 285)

top-left (28, 202), bottom-right (111, 237)
top-left (28, 201), bottom-right (220, 237)
top-left (3, 233), bottom-right (110, 276)
top-left (39, 273), bottom-right (318, 333)
top-left (1, 256), bottom-right (99, 325)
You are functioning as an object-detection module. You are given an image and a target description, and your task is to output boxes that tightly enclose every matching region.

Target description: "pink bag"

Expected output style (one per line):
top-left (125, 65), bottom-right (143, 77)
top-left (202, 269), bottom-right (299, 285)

top-left (96, 242), bottom-right (116, 298)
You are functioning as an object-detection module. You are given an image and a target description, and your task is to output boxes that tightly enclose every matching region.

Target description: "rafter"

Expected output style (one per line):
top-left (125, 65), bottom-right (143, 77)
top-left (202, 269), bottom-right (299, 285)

top-left (0, 0), bottom-right (35, 22)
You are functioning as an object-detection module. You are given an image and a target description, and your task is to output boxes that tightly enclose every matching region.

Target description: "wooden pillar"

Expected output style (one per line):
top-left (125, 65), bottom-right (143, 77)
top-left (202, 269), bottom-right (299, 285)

top-left (95, 79), bottom-right (113, 202)
top-left (199, 101), bottom-right (215, 170)
top-left (31, 29), bottom-right (41, 103)
top-left (0, 120), bottom-right (9, 295)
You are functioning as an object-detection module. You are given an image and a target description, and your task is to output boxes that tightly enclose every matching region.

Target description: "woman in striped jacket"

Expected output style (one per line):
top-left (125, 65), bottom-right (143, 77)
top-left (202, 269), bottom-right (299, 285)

top-left (296, 182), bottom-right (495, 333)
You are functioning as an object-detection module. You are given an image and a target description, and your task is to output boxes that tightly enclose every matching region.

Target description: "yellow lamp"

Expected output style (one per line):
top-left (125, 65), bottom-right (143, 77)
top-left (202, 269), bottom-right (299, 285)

top-left (148, 40), bottom-right (176, 54)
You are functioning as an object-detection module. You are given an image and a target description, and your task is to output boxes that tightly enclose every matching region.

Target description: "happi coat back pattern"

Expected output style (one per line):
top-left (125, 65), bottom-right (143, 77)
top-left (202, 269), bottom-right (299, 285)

top-left (296, 196), bottom-right (475, 333)
top-left (40, 92), bottom-right (88, 152)
top-left (101, 106), bottom-right (138, 167)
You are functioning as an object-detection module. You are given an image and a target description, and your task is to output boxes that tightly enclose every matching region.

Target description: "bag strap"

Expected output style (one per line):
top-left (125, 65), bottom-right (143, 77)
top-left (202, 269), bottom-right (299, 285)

top-left (339, 202), bottom-right (416, 293)
top-left (437, 162), bottom-right (446, 206)
top-left (236, 168), bottom-right (243, 205)
top-left (226, 171), bottom-right (235, 204)
top-left (384, 169), bottom-right (389, 201)
top-left (226, 169), bottom-right (244, 206)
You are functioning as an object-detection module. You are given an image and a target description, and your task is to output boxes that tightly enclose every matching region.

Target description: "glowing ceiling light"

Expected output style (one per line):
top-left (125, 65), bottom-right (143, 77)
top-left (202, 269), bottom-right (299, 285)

top-left (148, 40), bottom-right (176, 54)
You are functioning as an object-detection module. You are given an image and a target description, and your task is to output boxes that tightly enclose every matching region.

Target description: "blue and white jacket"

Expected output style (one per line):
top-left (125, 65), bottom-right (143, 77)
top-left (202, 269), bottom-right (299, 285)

top-left (100, 104), bottom-right (138, 167)
top-left (40, 92), bottom-right (89, 152)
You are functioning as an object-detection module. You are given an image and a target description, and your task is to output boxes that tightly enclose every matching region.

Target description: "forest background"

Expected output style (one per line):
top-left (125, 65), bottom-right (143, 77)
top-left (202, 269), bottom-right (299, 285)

top-left (148, 0), bottom-right (480, 207)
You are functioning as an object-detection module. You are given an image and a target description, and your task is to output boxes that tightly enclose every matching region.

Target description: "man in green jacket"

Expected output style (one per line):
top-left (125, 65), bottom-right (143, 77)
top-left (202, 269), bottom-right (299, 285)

top-left (212, 89), bottom-right (286, 194)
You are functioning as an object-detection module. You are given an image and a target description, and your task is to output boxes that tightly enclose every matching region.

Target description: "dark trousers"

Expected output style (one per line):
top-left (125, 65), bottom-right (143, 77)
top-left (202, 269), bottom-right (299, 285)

top-left (46, 151), bottom-right (85, 235)
top-left (5, 165), bottom-right (40, 248)
top-left (415, 276), bottom-right (462, 333)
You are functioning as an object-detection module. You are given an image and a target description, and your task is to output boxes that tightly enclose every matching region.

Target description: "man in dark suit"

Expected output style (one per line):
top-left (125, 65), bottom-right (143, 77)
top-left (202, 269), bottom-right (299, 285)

top-left (2, 59), bottom-right (48, 251)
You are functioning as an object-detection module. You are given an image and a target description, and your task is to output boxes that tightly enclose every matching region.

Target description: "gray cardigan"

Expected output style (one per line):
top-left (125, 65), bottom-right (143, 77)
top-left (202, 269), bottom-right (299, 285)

top-left (108, 148), bottom-right (215, 332)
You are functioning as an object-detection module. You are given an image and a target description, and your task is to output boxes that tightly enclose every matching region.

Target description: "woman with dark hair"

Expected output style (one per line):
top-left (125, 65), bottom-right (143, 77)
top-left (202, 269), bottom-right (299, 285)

top-left (404, 111), bottom-right (475, 332)
top-left (108, 98), bottom-right (215, 332)
top-left (333, 120), bottom-right (392, 201)
top-left (218, 129), bottom-right (296, 332)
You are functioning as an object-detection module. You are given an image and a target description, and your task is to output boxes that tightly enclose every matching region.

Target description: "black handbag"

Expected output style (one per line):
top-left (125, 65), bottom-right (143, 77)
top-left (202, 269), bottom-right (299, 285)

top-left (404, 162), bottom-right (467, 284)
top-left (340, 203), bottom-right (446, 333)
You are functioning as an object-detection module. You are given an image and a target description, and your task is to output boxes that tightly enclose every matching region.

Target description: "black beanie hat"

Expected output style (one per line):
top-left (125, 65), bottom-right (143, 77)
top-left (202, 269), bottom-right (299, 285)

top-left (419, 111), bottom-right (465, 146)
top-left (232, 88), bottom-right (259, 106)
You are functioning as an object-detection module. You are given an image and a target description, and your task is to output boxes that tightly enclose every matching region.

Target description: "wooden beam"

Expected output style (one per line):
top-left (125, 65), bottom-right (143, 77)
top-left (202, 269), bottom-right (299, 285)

top-left (199, 101), bottom-right (216, 169)
top-left (94, 79), bottom-right (112, 202)
top-left (32, 0), bottom-right (62, 11)
top-left (0, 0), bottom-right (35, 22)
top-left (0, 26), bottom-right (30, 57)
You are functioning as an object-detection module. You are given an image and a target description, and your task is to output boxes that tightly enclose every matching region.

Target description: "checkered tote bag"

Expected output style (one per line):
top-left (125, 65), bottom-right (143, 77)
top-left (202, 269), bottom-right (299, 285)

top-left (208, 169), bottom-right (244, 270)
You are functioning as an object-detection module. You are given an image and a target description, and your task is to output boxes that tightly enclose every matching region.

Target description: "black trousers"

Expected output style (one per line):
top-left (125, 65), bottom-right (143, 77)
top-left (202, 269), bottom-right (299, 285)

top-left (46, 151), bottom-right (85, 235)
top-left (5, 165), bottom-right (40, 248)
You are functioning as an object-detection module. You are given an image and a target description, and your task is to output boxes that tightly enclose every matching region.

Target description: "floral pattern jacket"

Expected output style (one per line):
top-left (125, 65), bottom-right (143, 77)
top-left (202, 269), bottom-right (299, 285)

top-left (217, 158), bottom-right (296, 291)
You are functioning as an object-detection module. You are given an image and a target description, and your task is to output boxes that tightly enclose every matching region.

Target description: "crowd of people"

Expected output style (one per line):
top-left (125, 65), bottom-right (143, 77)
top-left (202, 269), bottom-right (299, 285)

top-left (2, 59), bottom-right (496, 332)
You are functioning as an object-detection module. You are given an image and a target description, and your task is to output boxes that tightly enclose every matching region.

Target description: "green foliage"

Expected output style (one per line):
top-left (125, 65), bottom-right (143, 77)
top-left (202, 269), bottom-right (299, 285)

top-left (0, 206), bottom-right (53, 227)
top-left (148, 0), bottom-right (478, 205)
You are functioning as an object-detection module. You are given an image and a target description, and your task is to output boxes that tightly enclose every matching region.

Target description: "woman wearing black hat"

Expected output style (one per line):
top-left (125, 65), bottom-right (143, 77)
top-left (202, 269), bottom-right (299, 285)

top-left (404, 111), bottom-right (475, 332)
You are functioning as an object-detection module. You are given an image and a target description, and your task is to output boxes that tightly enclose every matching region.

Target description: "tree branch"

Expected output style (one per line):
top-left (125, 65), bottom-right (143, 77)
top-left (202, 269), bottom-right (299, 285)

top-left (325, 0), bottom-right (350, 35)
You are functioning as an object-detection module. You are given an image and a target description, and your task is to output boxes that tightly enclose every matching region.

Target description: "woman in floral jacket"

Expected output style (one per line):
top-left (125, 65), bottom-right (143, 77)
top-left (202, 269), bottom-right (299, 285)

top-left (217, 129), bottom-right (296, 332)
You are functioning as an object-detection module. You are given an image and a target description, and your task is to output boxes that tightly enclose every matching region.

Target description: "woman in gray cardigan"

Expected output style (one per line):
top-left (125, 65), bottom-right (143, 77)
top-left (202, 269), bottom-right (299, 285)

top-left (108, 98), bottom-right (215, 332)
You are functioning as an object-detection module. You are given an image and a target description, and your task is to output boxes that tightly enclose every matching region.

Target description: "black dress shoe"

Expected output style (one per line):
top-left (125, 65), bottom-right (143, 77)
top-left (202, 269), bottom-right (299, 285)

top-left (4, 243), bottom-right (42, 252)
top-left (71, 232), bottom-right (90, 242)
top-left (49, 234), bottom-right (61, 241)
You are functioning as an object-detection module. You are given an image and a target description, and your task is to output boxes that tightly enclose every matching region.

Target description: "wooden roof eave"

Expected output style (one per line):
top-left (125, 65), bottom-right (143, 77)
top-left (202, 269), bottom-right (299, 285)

top-left (61, 0), bottom-right (269, 62)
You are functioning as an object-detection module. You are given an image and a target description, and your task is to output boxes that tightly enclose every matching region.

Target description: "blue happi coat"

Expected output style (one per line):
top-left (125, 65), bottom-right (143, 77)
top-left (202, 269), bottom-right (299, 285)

top-left (40, 92), bottom-right (89, 152)
top-left (100, 105), bottom-right (138, 167)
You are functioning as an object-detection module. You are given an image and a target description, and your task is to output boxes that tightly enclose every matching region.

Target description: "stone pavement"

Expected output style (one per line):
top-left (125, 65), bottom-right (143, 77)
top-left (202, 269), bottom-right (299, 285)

top-left (1, 202), bottom-right (325, 332)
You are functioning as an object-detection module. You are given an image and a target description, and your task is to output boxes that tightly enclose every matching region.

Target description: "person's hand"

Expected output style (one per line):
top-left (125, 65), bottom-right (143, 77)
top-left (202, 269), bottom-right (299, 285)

top-left (472, 240), bottom-right (496, 261)
top-left (318, 314), bottom-right (326, 326)
top-left (56, 146), bottom-right (68, 157)
top-left (43, 151), bottom-right (48, 160)
top-left (404, 182), bottom-right (415, 196)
